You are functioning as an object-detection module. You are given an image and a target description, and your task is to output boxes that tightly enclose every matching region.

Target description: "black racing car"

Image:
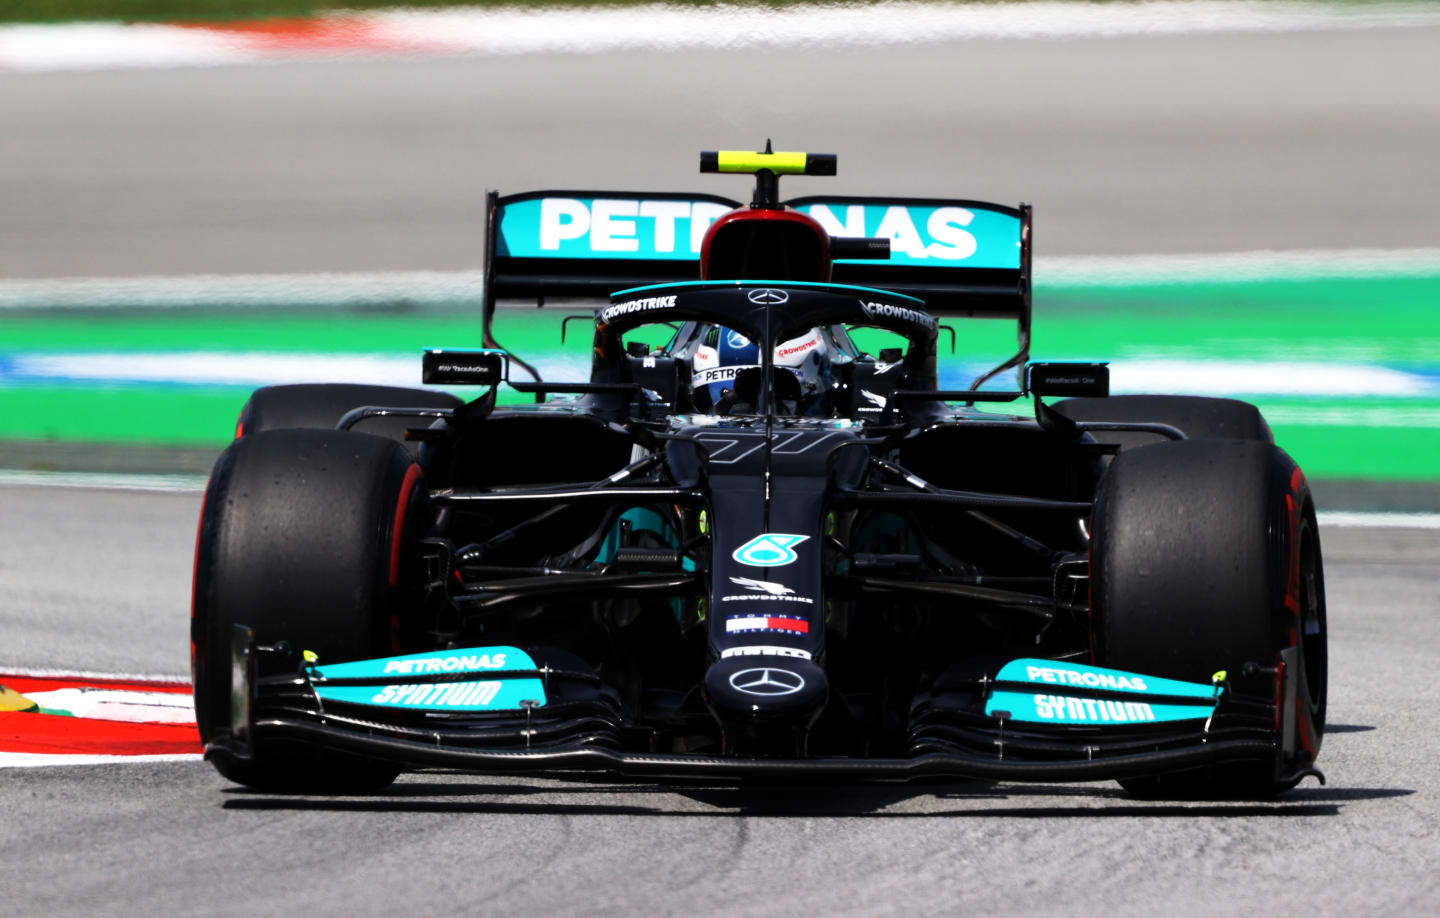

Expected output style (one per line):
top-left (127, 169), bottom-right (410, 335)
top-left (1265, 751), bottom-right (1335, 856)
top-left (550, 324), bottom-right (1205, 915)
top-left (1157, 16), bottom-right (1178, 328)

top-left (192, 148), bottom-right (1327, 798)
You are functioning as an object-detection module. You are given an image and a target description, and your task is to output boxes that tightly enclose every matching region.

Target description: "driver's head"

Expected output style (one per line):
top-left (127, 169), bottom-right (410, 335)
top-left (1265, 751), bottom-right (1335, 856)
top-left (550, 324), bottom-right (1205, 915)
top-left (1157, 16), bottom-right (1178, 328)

top-left (689, 325), bottom-right (833, 416)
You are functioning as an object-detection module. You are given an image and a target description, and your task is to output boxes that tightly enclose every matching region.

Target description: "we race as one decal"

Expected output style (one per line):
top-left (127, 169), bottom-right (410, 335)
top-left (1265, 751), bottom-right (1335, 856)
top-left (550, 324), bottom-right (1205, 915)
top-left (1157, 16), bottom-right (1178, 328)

top-left (732, 533), bottom-right (810, 567)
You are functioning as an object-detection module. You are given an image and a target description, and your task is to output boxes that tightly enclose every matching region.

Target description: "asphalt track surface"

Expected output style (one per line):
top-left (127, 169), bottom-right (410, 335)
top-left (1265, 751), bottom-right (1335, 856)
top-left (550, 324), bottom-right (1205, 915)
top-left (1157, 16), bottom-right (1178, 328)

top-left (3, 25), bottom-right (1440, 278)
top-left (3, 21), bottom-right (1439, 916)
top-left (2, 485), bottom-right (1437, 916)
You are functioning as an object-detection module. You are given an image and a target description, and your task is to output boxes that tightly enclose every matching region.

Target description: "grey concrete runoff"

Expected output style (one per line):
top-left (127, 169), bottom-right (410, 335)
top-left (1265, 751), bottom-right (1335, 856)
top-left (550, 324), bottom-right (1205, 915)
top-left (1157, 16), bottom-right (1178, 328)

top-left (3, 26), bottom-right (1440, 278)
top-left (0, 486), bottom-right (1437, 915)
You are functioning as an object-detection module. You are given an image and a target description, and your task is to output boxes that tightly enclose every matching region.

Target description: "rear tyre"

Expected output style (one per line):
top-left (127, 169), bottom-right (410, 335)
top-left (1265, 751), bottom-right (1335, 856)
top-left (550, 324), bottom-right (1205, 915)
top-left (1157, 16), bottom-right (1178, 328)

top-left (1091, 438), bottom-right (1326, 798)
top-left (192, 429), bottom-right (429, 792)
top-left (236, 383), bottom-right (461, 456)
top-left (1053, 395), bottom-right (1272, 451)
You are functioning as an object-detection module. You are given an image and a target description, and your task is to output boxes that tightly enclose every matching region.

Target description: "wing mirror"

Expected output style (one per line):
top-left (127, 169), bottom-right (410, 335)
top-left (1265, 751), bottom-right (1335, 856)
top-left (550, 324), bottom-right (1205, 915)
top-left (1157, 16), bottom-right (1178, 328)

top-left (1026, 362), bottom-right (1109, 398)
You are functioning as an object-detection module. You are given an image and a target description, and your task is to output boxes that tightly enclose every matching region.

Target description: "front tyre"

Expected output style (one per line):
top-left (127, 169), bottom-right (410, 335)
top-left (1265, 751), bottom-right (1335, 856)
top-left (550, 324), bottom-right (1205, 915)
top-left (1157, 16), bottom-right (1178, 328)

top-left (235, 383), bottom-right (462, 456)
top-left (191, 429), bottom-right (429, 791)
top-left (1053, 395), bottom-right (1272, 452)
top-left (1091, 438), bottom-right (1327, 798)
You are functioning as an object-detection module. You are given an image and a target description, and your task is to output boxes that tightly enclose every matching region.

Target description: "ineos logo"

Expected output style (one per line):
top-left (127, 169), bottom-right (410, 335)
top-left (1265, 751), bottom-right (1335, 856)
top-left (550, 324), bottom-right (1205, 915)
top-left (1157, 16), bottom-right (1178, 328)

top-left (728, 667), bottom-right (805, 697)
top-left (747, 288), bottom-right (789, 305)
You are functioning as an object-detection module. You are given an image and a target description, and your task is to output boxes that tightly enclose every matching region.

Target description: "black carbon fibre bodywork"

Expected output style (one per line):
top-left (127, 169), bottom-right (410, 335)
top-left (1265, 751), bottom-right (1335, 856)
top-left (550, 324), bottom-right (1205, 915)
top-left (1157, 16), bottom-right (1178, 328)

top-left (201, 171), bottom-right (1326, 793)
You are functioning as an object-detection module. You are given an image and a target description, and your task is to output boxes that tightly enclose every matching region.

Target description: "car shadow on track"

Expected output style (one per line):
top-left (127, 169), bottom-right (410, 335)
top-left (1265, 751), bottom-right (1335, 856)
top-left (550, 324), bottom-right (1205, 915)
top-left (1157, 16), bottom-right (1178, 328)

top-left (1324, 723), bottom-right (1378, 733)
top-left (220, 778), bottom-right (1412, 819)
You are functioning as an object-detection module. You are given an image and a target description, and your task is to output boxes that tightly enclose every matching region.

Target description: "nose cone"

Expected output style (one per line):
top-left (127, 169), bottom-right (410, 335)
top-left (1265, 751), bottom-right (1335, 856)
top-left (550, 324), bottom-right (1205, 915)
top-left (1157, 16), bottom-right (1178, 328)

top-left (703, 656), bottom-right (828, 732)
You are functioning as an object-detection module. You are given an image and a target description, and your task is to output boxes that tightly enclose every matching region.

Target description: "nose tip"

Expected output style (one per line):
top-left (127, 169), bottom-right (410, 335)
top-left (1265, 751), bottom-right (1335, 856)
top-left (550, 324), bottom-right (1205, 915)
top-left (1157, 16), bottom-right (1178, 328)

top-left (703, 656), bottom-right (828, 746)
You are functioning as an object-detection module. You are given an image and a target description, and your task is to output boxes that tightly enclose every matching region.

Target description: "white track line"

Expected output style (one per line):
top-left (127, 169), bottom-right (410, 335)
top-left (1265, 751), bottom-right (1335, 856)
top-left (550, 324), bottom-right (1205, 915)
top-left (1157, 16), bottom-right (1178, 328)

top-left (374, 1), bottom-right (1440, 52)
top-left (0, 269), bottom-right (486, 310)
top-left (0, 471), bottom-right (210, 493)
top-left (6, 3), bottom-right (1440, 73)
top-left (1039, 248), bottom-right (1440, 285)
top-left (4, 248), bottom-right (1438, 312)
top-left (0, 665), bottom-right (190, 683)
top-left (1318, 512), bottom-right (1440, 530)
top-left (0, 752), bottom-right (203, 768)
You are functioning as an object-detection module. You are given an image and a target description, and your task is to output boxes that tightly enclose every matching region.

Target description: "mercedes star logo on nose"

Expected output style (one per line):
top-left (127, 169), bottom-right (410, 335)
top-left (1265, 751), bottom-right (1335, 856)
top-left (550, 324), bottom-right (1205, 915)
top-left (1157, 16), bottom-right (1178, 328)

top-left (729, 667), bottom-right (805, 697)
top-left (747, 288), bottom-right (789, 305)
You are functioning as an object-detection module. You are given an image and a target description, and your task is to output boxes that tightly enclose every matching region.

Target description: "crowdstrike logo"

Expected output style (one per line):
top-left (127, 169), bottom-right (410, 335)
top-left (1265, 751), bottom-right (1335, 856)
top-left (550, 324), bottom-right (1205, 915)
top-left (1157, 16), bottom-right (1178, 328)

top-left (859, 299), bottom-right (938, 332)
top-left (729, 576), bottom-right (796, 596)
top-left (721, 577), bottom-right (814, 604)
top-left (728, 667), bottom-right (805, 697)
top-left (600, 295), bottom-right (678, 323)
top-left (776, 339), bottom-right (818, 359)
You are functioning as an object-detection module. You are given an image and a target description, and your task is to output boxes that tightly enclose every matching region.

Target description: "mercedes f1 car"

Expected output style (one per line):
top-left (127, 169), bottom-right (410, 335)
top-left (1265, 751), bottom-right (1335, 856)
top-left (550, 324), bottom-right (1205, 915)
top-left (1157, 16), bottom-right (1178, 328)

top-left (192, 148), bottom-right (1328, 798)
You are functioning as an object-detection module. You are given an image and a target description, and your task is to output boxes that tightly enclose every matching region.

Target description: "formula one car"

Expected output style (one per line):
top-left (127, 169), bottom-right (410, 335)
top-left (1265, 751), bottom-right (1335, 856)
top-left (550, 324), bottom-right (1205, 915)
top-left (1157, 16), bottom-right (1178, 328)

top-left (193, 148), bottom-right (1327, 798)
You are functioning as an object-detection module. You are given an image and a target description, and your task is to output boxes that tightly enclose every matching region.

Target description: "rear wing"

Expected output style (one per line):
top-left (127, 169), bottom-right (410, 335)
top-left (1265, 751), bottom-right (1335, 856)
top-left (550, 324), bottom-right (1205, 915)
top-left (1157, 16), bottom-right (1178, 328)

top-left (482, 189), bottom-right (1032, 385)
top-left (483, 190), bottom-right (739, 374)
top-left (485, 190), bottom-right (742, 301)
top-left (785, 196), bottom-right (1031, 320)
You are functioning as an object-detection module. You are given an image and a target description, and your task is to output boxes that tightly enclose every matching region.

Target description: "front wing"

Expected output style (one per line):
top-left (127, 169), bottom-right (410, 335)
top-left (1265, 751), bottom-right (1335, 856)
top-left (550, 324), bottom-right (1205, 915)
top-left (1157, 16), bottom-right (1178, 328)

top-left (211, 626), bottom-right (1322, 787)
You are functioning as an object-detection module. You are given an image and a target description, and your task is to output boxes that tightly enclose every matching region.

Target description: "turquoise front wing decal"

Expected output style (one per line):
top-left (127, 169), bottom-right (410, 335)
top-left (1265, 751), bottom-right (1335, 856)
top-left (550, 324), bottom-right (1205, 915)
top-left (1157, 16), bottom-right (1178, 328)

top-left (984, 658), bottom-right (1218, 725)
top-left (985, 690), bottom-right (1213, 725)
top-left (310, 646), bottom-right (547, 711)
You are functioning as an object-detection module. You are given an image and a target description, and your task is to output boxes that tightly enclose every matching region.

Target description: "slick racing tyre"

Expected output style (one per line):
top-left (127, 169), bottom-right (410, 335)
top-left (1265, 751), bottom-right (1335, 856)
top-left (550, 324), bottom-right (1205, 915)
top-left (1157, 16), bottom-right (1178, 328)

top-left (235, 383), bottom-right (462, 456)
top-left (1091, 438), bottom-right (1327, 798)
top-left (1053, 395), bottom-right (1272, 452)
top-left (192, 429), bottom-right (429, 792)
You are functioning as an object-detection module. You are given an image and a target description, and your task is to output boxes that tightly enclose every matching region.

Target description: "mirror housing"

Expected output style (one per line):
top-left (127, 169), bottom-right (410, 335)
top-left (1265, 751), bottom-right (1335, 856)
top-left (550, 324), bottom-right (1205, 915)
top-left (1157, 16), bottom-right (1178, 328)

top-left (422, 349), bottom-right (507, 386)
top-left (1027, 362), bottom-right (1109, 398)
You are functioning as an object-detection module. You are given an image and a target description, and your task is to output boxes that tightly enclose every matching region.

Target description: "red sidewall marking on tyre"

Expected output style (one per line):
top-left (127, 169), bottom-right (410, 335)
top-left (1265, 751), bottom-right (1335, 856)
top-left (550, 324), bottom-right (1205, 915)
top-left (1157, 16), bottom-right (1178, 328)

top-left (389, 462), bottom-right (423, 588)
top-left (1284, 493), bottom-right (1301, 614)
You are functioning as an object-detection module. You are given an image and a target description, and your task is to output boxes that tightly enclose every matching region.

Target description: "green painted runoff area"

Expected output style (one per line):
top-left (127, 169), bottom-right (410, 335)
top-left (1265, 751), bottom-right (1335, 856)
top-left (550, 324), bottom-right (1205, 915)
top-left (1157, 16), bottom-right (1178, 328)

top-left (5, 276), bottom-right (1436, 361)
top-left (3, 274), bottom-right (1438, 479)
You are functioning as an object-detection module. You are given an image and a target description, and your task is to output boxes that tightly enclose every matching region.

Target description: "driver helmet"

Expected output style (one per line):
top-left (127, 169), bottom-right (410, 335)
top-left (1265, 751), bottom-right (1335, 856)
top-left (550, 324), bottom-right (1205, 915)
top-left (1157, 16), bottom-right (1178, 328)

top-left (690, 325), bottom-right (833, 416)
